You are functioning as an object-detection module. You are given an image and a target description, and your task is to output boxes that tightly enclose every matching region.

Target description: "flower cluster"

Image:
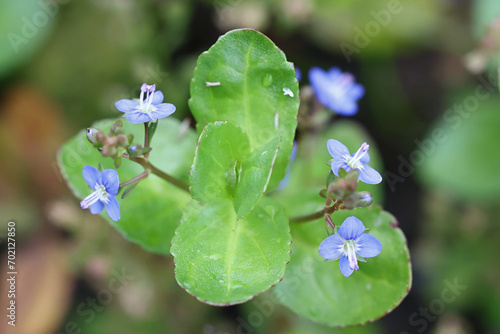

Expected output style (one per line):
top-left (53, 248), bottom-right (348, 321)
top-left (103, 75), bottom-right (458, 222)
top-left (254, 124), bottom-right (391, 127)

top-left (80, 83), bottom-right (177, 222)
top-left (318, 138), bottom-right (383, 277)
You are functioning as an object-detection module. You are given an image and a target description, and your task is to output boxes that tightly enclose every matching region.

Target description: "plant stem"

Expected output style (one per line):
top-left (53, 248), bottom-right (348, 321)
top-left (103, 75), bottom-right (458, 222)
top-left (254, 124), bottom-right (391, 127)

top-left (144, 122), bottom-right (150, 159)
top-left (128, 156), bottom-right (190, 193)
top-left (289, 200), bottom-right (343, 224)
top-left (120, 171), bottom-right (149, 187)
top-left (290, 209), bottom-right (326, 223)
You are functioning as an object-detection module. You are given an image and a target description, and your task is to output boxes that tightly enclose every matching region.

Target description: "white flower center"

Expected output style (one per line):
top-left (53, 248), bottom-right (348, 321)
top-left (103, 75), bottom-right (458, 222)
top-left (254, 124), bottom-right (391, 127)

top-left (344, 240), bottom-right (359, 271)
top-left (346, 142), bottom-right (369, 169)
top-left (80, 184), bottom-right (108, 209)
top-left (328, 73), bottom-right (354, 100)
top-left (139, 85), bottom-right (157, 114)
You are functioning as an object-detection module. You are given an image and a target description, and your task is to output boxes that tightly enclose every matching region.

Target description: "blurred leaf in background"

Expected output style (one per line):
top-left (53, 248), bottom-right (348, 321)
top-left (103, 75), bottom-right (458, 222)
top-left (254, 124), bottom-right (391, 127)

top-left (0, 0), bottom-right (57, 78)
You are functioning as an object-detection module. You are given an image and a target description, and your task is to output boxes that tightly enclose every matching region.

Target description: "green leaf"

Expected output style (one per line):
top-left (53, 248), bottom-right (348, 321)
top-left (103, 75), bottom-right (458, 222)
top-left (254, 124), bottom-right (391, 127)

top-left (274, 206), bottom-right (411, 327)
top-left (190, 121), bottom-right (279, 217)
top-left (234, 137), bottom-right (280, 217)
top-left (171, 197), bottom-right (291, 306)
top-left (189, 121), bottom-right (250, 201)
top-left (418, 93), bottom-right (500, 203)
top-left (58, 118), bottom-right (197, 255)
top-left (0, 0), bottom-right (56, 78)
top-left (189, 29), bottom-right (299, 191)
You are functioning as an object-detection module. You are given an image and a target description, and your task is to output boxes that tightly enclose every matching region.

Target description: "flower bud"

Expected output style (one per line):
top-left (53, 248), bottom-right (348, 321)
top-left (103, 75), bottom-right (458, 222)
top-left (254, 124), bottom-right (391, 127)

top-left (128, 144), bottom-right (143, 158)
top-left (344, 169), bottom-right (359, 193)
top-left (96, 131), bottom-right (106, 143)
top-left (105, 136), bottom-right (118, 147)
top-left (327, 171), bottom-right (359, 201)
top-left (86, 128), bottom-right (105, 146)
top-left (353, 191), bottom-right (373, 208)
top-left (86, 128), bottom-right (99, 144)
top-left (342, 196), bottom-right (356, 210)
top-left (110, 121), bottom-right (124, 135)
top-left (116, 134), bottom-right (128, 147)
top-left (101, 145), bottom-right (117, 157)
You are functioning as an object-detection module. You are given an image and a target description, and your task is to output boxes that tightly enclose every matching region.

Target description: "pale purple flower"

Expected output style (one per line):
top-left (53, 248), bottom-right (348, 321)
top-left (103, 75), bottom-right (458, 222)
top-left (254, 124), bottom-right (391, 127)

top-left (115, 83), bottom-right (176, 123)
top-left (309, 67), bottom-right (364, 116)
top-left (327, 139), bottom-right (382, 185)
top-left (80, 165), bottom-right (120, 221)
top-left (319, 216), bottom-right (382, 277)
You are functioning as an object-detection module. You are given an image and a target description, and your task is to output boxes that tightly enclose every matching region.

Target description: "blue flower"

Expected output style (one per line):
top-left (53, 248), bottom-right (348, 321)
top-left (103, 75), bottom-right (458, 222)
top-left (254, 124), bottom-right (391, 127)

top-left (309, 67), bottom-right (364, 116)
top-left (115, 83), bottom-right (176, 123)
top-left (327, 139), bottom-right (382, 185)
top-left (80, 165), bottom-right (121, 221)
top-left (319, 216), bottom-right (382, 277)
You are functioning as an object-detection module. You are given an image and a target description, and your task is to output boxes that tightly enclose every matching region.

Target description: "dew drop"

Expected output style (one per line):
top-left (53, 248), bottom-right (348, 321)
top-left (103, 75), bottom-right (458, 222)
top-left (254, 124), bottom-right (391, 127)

top-left (262, 74), bottom-right (273, 87)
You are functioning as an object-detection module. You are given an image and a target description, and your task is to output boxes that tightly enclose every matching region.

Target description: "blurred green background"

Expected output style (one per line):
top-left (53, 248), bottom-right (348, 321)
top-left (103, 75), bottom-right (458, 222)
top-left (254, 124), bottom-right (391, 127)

top-left (1, 0), bottom-right (500, 333)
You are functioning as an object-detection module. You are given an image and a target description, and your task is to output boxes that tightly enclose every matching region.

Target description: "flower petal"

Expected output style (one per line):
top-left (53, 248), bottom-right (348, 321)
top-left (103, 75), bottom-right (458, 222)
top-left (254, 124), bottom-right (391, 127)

top-left (101, 169), bottom-right (119, 196)
top-left (339, 254), bottom-right (354, 277)
top-left (333, 101), bottom-right (358, 116)
top-left (89, 200), bottom-right (104, 214)
top-left (309, 68), bottom-right (332, 107)
top-left (327, 139), bottom-right (350, 160)
top-left (359, 151), bottom-right (370, 164)
top-left (327, 67), bottom-right (343, 81)
top-left (318, 234), bottom-right (345, 260)
top-left (331, 160), bottom-right (350, 177)
top-left (338, 216), bottom-right (366, 240)
top-left (125, 112), bottom-right (153, 124)
top-left (356, 234), bottom-right (382, 258)
top-left (149, 103), bottom-right (176, 120)
top-left (358, 165), bottom-right (382, 184)
top-left (151, 90), bottom-right (164, 105)
top-left (82, 165), bottom-right (101, 188)
top-left (104, 196), bottom-right (120, 221)
top-left (115, 99), bottom-right (139, 113)
top-left (347, 83), bottom-right (365, 100)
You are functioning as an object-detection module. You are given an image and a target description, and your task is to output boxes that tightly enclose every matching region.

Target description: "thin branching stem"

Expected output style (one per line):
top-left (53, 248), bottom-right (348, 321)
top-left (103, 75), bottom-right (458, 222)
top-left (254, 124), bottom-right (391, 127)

top-left (127, 156), bottom-right (190, 193)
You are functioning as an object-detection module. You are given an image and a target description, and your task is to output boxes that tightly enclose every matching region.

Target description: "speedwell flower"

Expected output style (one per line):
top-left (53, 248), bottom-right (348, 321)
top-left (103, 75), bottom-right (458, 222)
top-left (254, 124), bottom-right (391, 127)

top-left (319, 216), bottom-right (382, 277)
top-left (309, 67), bottom-right (364, 116)
top-left (327, 139), bottom-right (382, 185)
top-left (115, 83), bottom-right (176, 123)
top-left (80, 165), bottom-right (120, 221)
